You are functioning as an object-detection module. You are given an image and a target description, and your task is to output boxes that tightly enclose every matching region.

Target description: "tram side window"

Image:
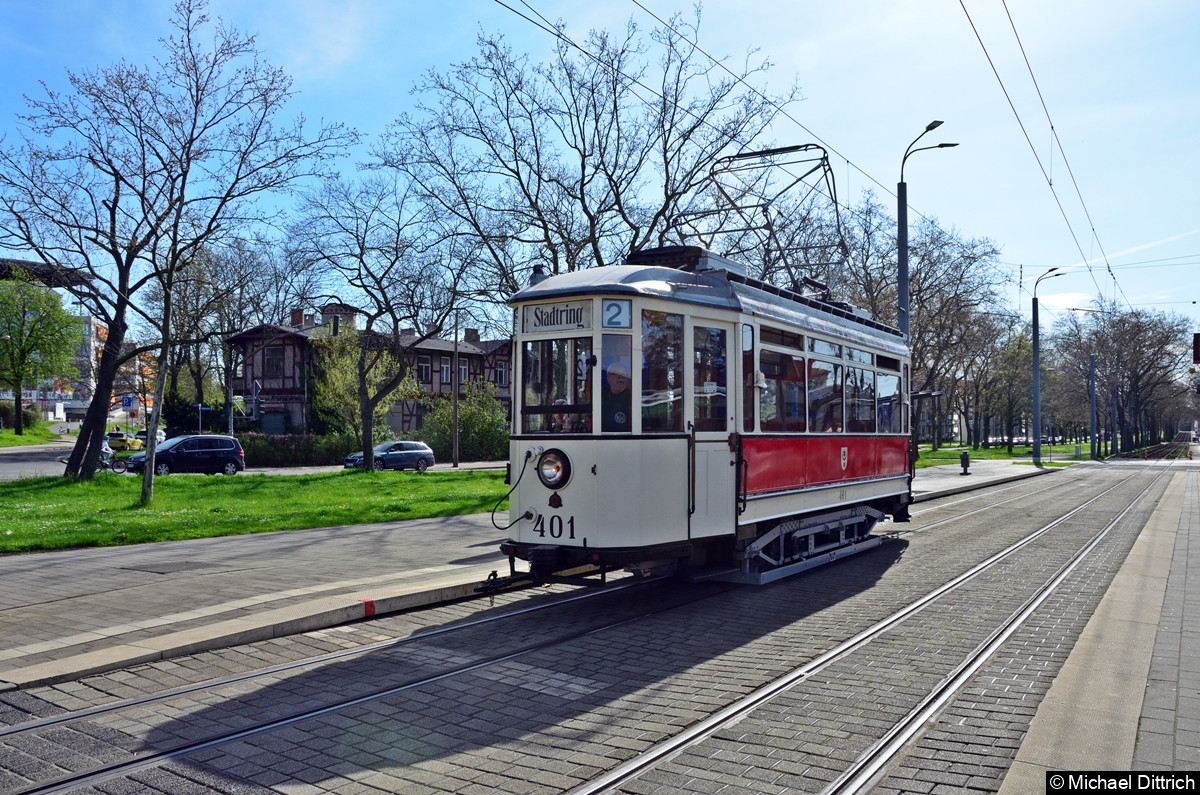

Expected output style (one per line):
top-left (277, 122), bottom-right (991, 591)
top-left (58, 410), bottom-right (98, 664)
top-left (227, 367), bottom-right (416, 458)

top-left (642, 311), bottom-right (683, 432)
top-left (759, 350), bottom-right (805, 432)
top-left (521, 338), bottom-right (593, 434)
top-left (693, 326), bottom-right (728, 432)
top-left (877, 373), bottom-right (902, 433)
top-left (808, 359), bottom-right (843, 432)
top-left (742, 325), bottom-right (755, 432)
top-left (845, 367), bottom-right (876, 433)
top-left (601, 334), bottom-right (633, 432)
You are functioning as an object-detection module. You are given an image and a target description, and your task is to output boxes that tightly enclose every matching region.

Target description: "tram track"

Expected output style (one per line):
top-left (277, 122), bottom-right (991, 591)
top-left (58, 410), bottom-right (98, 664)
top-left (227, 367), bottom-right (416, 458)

top-left (1, 575), bottom-right (712, 794)
top-left (0, 462), bottom-right (1178, 794)
top-left (567, 461), bottom-right (1176, 794)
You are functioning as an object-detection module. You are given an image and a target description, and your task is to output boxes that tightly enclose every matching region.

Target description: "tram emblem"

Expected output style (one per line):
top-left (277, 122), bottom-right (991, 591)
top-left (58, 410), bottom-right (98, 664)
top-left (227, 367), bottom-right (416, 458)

top-left (840, 446), bottom-right (848, 471)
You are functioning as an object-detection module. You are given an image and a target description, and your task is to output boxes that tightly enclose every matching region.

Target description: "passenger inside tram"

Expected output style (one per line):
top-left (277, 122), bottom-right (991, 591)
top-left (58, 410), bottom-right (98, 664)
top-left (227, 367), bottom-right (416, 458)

top-left (602, 362), bottom-right (632, 432)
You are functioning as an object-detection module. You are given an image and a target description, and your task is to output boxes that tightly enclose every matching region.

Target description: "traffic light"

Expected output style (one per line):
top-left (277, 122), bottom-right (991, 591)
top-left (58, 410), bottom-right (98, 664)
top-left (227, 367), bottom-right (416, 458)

top-left (1194, 332), bottom-right (1200, 364)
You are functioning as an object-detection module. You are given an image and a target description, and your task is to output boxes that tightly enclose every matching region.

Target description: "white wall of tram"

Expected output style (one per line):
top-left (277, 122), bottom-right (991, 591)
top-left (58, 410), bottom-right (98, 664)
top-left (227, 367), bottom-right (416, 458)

top-left (509, 292), bottom-right (911, 552)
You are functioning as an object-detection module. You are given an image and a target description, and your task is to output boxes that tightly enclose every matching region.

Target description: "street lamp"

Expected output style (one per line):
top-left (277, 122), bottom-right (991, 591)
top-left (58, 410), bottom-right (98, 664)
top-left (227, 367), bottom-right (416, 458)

top-left (1032, 267), bottom-right (1064, 466)
top-left (898, 121), bottom-right (958, 338)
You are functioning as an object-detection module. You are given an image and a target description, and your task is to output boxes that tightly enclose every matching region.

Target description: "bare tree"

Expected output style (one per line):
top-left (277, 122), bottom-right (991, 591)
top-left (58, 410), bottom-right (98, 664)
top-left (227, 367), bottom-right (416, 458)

top-left (290, 173), bottom-right (468, 464)
top-left (377, 11), bottom-right (796, 302)
top-left (0, 0), bottom-right (356, 495)
top-left (1053, 304), bottom-right (1192, 451)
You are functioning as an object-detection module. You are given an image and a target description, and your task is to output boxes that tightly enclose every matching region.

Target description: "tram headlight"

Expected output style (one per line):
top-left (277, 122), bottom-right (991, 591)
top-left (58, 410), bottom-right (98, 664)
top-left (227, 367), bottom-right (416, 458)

top-left (536, 449), bottom-right (571, 489)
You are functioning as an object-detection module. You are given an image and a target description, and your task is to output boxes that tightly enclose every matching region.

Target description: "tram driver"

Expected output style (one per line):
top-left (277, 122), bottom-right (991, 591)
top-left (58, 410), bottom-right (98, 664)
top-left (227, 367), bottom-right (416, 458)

top-left (601, 362), bottom-right (632, 432)
top-left (552, 399), bottom-right (574, 433)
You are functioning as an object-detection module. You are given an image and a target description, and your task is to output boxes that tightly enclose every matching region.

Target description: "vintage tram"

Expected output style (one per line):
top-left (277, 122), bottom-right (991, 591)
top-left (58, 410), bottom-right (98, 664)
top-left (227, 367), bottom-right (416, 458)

top-left (486, 244), bottom-right (911, 588)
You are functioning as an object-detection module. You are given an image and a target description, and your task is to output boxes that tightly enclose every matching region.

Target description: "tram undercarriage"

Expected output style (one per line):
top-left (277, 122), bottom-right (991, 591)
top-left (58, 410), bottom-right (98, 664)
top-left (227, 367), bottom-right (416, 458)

top-left (714, 505), bottom-right (889, 585)
top-left (477, 499), bottom-right (903, 593)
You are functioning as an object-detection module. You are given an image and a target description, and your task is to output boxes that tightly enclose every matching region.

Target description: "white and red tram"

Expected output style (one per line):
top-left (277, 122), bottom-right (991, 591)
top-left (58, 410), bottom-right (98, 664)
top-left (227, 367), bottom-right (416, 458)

top-left (488, 245), bottom-right (912, 588)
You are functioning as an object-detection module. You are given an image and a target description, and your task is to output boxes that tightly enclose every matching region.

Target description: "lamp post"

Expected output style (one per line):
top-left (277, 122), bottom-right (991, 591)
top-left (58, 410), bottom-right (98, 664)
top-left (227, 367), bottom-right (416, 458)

top-left (1032, 267), bottom-right (1064, 466)
top-left (452, 310), bottom-right (459, 468)
top-left (898, 121), bottom-right (958, 338)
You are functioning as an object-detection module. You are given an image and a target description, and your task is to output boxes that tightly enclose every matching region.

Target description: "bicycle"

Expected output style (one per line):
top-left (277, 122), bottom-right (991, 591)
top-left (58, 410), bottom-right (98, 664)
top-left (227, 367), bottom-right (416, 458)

top-left (62, 456), bottom-right (128, 474)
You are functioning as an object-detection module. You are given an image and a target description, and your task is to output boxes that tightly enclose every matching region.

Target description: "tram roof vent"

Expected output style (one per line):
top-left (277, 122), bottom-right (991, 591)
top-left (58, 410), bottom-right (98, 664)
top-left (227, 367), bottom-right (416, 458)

top-left (625, 245), bottom-right (747, 278)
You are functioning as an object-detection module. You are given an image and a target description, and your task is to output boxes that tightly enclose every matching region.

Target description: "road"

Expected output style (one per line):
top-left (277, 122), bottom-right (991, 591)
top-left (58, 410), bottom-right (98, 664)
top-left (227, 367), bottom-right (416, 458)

top-left (0, 441), bottom-right (500, 480)
top-left (0, 441), bottom-right (74, 480)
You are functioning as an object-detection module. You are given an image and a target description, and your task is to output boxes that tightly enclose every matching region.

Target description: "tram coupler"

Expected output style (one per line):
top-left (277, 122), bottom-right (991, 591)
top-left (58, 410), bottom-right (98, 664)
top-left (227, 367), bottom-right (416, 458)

top-left (960, 451), bottom-right (970, 475)
top-left (474, 568), bottom-right (536, 594)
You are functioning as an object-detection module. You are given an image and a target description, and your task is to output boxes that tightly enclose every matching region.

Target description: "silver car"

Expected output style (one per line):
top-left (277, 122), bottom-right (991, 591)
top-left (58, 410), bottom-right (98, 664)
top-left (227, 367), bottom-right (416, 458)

top-left (344, 441), bottom-right (435, 472)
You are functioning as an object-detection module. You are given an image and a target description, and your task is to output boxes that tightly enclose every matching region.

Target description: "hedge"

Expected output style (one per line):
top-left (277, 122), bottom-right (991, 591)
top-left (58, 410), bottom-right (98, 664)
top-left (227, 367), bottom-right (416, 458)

top-left (237, 432), bottom-right (360, 468)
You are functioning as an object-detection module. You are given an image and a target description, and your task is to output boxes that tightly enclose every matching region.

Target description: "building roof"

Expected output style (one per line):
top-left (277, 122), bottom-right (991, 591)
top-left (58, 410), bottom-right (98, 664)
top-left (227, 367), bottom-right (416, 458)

top-left (225, 324), bottom-right (311, 344)
top-left (225, 322), bottom-right (507, 358)
top-left (0, 258), bottom-right (92, 288)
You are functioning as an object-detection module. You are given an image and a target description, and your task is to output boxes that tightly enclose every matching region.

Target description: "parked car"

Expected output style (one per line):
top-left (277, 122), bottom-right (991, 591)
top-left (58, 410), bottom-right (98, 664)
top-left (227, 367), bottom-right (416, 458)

top-left (135, 428), bottom-right (167, 445)
top-left (125, 434), bottom-right (245, 475)
top-left (105, 431), bottom-right (143, 451)
top-left (344, 441), bottom-right (435, 472)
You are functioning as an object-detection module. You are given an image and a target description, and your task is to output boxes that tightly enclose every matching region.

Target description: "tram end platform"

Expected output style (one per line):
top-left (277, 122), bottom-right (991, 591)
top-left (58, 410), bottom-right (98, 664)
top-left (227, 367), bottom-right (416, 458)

top-left (0, 459), bottom-right (1055, 692)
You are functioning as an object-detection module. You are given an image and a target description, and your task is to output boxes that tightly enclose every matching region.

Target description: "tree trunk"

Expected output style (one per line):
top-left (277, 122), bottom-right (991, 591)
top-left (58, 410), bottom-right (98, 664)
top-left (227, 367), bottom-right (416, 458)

top-left (64, 319), bottom-right (127, 479)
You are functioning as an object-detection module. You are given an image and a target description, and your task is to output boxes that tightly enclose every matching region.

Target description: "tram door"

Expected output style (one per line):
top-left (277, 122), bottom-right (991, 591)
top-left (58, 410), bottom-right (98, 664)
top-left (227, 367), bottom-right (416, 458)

top-left (689, 322), bottom-right (737, 539)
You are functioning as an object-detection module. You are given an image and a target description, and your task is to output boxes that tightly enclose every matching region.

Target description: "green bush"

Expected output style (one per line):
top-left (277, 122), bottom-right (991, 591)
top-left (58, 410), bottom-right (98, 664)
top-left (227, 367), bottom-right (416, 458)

top-left (237, 432), bottom-right (360, 468)
top-left (419, 382), bottom-right (509, 462)
top-left (0, 401), bottom-right (41, 431)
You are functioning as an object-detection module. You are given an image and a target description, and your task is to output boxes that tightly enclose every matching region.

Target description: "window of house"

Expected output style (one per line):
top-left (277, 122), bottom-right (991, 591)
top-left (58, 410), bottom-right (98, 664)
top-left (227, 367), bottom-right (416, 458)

top-left (264, 346), bottom-right (284, 378)
top-left (440, 356), bottom-right (451, 384)
top-left (460, 359), bottom-right (469, 385)
top-left (417, 356), bottom-right (431, 383)
top-left (496, 361), bottom-right (509, 388)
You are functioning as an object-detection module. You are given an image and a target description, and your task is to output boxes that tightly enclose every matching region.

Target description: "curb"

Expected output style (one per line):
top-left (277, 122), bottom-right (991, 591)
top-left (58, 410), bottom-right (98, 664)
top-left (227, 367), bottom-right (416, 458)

top-left (911, 466), bottom-right (1054, 503)
top-left (0, 565), bottom-right (503, 690)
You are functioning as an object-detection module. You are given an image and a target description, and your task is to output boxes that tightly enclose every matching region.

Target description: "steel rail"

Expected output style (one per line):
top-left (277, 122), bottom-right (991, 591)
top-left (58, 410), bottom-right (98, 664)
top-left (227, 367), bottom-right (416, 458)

top-left (8, 464), bottom-right (1173, 794)
top-left (8, 575), bottom-right (701, 795)
top-left (0, 574), bottom-right (660, 740)
top-left (567, 465), bottom-right (1166, 795)
top-left (823, 463), bottom-right (1174, 794)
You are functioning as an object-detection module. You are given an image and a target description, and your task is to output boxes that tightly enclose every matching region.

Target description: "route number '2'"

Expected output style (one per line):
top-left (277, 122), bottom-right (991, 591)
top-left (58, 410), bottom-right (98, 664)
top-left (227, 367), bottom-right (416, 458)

top-left (533, 514), bottom-right (576, 539)
top-left (602, 299), bottom-right (632, 329)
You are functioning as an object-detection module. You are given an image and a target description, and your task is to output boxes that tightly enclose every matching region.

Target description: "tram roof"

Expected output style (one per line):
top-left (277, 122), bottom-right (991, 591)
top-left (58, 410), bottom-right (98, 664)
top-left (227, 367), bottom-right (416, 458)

top-left (512, 256), bottom-right (908, 357)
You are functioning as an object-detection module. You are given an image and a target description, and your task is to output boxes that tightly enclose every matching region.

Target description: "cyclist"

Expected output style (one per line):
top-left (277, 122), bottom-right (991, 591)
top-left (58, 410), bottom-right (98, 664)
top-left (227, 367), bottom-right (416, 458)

top-left (100, 436), bottom-right (113, 466)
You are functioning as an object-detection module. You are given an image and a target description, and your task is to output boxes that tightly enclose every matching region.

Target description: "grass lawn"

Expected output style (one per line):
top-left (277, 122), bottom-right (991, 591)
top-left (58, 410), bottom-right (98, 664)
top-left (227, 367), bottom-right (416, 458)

top-left (0, 426), bottom-right (66, 447)
top-left (1, 469), bottom-right (510, 554)
top-left (916, 443), bottom-right (1085, 468)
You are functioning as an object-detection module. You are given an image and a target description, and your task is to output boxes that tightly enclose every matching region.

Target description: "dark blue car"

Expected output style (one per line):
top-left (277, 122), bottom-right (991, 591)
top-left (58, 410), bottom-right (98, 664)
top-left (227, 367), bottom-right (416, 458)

top-left (344, 441), bottom-right (435, 472)
top-left (125, 434), bottom-right (245, 475)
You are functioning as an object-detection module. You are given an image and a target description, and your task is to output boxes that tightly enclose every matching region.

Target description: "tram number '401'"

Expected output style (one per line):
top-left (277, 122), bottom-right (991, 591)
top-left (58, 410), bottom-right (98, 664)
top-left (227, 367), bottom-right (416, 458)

top-left (533, 514), bottom-right (576, 539)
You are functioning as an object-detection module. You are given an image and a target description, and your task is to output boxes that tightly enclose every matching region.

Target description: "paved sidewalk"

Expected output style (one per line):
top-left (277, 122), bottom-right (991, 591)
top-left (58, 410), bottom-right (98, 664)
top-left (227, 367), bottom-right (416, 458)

top-left (0, 458), bottom-right (1045, 690)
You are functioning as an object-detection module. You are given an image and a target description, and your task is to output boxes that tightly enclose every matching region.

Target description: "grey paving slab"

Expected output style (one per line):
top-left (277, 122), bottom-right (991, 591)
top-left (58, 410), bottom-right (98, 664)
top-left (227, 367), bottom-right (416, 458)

top-left (996, 468), bottom-right (1195, 790)
top-left (0, 459), bottom-right (1045, 690)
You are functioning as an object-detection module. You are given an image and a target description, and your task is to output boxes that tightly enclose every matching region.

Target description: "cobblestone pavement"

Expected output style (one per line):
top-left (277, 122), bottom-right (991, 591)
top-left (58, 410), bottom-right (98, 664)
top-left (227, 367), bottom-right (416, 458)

top-left (2, 457), bottom-right (1197, 793)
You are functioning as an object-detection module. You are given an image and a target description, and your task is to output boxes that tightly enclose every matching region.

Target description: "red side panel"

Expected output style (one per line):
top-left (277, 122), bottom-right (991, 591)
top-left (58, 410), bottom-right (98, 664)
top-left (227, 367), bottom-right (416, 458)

top-left (742, 435), bottom-right (908, 495)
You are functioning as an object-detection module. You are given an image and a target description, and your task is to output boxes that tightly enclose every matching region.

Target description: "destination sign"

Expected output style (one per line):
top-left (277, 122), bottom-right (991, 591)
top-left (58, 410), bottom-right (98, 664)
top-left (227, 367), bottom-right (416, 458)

top-left (523, 301), bottom-right (591, 334)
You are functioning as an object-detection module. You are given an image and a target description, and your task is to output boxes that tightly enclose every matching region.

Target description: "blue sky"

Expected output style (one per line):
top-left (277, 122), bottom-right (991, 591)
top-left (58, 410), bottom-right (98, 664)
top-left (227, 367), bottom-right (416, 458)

top-left (2, 0), bottom-right (1197, 332)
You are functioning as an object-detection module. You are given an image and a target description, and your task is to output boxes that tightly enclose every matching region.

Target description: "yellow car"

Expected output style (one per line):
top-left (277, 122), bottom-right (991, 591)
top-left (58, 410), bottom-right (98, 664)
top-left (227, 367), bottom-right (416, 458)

top-left (106, 431), bottom-right (143, 451)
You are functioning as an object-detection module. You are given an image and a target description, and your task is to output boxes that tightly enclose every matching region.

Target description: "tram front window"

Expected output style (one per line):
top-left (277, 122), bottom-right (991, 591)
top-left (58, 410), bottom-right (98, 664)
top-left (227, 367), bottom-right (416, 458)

top-left (642, 310), bottom-right (683, 432)
top-left (521, 338), bottom-right (593, 433)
